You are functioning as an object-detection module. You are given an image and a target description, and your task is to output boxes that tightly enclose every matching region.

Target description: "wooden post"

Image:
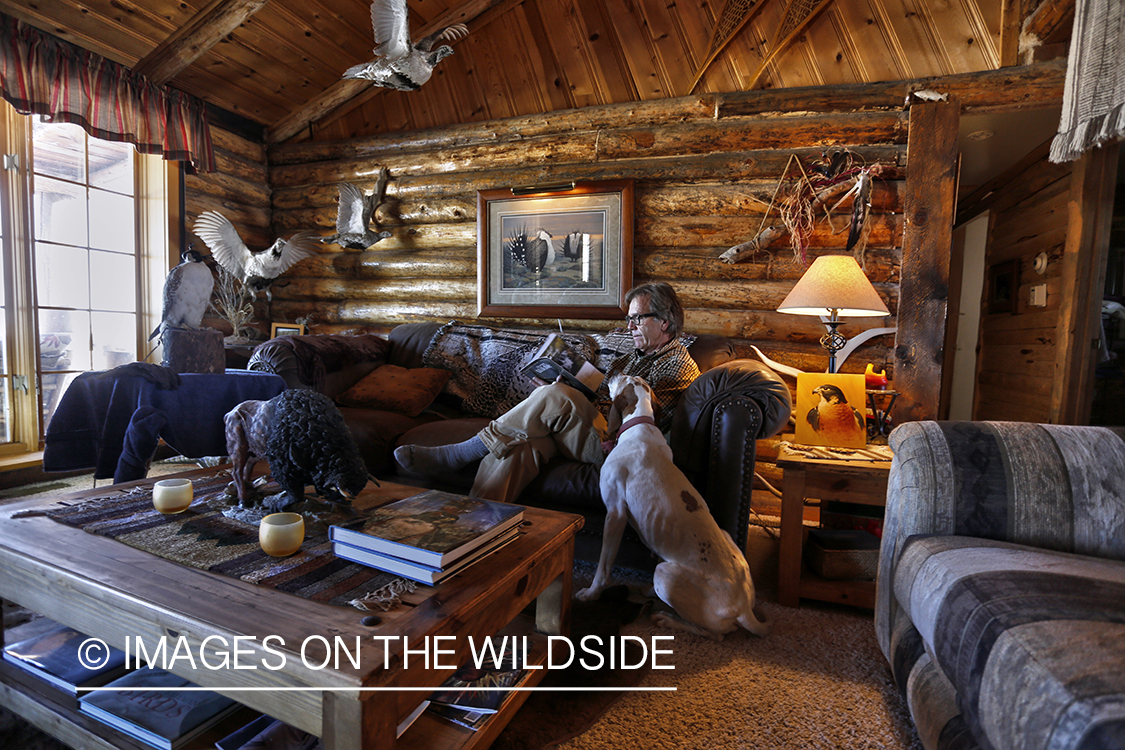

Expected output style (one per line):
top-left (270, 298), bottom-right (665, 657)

top-left (895, 101), bottom-right (960, 423)
top-left (1052, 143), bottom-right (1119, 424)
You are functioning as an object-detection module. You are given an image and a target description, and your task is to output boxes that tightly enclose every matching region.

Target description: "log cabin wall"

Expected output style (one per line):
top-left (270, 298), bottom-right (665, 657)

top-left (973, 147), bottom-right (1072, 422)
top-left (184, 119), bottom-right (273, 337)
top-left (266, 97), bottom-right (904, 381)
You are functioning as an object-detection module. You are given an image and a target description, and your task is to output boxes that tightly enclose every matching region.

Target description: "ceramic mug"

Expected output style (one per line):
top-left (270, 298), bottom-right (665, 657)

top-left (152, 478), bottom-right (193, 514)
top-left (259, 513), bottom-right (305, 557)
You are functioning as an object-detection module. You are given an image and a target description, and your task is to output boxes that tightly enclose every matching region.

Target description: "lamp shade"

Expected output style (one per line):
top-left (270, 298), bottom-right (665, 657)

top-left (777, 255), bottom-right (889, 317)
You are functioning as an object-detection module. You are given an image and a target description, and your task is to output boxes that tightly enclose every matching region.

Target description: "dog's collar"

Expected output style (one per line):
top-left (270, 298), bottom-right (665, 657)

top-left (601, 415), bottom-right (658, 455)
top-left (617, 415), bottom-right (657, 439)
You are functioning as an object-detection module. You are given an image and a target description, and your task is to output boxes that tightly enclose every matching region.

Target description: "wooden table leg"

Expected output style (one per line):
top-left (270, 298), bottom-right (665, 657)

top-left (777, 466), bottom-right (807, 607)
top-left (534, 538), bottom-right (574, 636)
top-left (322, 690), bottom-right (393, 750)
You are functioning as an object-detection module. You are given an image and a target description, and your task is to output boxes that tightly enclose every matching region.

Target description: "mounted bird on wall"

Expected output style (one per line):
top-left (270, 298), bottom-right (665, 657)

top-left (321, 167), bottom-right (393, 250)
top-left (193, 211), bottom-right (318, 301)
top-left (343, 0), bottom-right (469, 91)
top-left (148, 245), bottom-right (214, 343)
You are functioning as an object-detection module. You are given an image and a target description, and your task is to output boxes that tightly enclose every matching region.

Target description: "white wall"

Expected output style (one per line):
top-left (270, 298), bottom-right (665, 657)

top-left (948, 212), bottom-right (989, 420)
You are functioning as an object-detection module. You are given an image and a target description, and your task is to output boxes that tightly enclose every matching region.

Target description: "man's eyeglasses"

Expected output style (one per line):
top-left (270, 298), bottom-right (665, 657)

top-left (625, 312), bottom-right (660, 327)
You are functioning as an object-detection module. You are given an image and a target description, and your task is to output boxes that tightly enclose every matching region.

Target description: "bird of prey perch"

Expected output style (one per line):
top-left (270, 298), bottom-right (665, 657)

top-left (193, 211), bottom-right (318, 300)
top-left (321, 168), bottom-right (392, 249)
top-left (148, 245), bottom-right (213, 342)
top-left (343, 0), bottom-right (469, 91)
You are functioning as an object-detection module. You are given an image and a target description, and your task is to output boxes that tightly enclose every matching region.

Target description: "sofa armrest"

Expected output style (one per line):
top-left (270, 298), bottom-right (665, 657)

top-left (246, 333), bottom-right (389, 399)
top-left (669, 359), bottom-right (792, 550)
top-left (876, 420), bottom-right (1125, 656)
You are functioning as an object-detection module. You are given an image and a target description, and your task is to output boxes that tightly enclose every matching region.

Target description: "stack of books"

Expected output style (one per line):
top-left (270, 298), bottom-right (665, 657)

top-left (78, 666), bottom-right (240, 750)
top-left (329, 490), bottom-right (525, 585)
top-left (2, 620), bottom-right (129, 694)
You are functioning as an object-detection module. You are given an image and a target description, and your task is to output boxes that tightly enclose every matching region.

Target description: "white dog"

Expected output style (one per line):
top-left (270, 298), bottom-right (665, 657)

top-left (576, 374), bottom-right (770, 641)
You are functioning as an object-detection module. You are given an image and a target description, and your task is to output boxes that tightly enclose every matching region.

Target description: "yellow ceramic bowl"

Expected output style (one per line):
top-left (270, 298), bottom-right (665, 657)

top-left (259, 512), bottom-right (305, 557)
top-left (152, 478), bottom-right (193, 514)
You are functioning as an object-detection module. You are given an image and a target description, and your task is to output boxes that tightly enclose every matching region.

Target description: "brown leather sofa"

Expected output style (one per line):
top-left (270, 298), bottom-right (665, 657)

top-left (248, 322), bottom-right (791, 566)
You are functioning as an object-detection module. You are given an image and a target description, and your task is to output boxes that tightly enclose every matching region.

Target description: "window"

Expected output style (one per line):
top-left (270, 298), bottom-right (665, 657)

top-left (0, 101), bottom-right (171, 460)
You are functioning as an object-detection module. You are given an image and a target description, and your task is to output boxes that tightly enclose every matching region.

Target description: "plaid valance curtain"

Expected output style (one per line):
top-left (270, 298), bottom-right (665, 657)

top-left (0, 13), bottom-right (216, 173)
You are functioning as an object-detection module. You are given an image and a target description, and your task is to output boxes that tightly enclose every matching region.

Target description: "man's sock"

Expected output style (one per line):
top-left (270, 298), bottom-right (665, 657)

top-left (394, 436), bottom-right (488, 474)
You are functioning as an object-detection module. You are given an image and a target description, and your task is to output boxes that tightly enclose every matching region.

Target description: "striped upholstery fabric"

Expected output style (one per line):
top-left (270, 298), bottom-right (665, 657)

top-left (876, 421), bottom-right (1125, 750)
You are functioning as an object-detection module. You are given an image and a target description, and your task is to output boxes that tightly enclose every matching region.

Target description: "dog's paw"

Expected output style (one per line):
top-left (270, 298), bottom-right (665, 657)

top-left (575, 585), bottom-right (601, 602)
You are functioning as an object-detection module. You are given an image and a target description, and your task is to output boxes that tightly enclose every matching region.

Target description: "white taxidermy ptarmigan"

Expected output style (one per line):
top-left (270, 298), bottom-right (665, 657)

top-left (343, 0), bottom-right (469, 91)
top-left (193, 211), bottom-right (318, 300)
top-left (321, 167), bottom-right (393, 250)
top-left (148, 246), bottom-right (214, 341)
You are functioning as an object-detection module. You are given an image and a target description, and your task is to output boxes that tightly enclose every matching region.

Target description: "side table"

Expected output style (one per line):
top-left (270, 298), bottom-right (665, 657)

top-left (775, 444), bottom-right (892, 608)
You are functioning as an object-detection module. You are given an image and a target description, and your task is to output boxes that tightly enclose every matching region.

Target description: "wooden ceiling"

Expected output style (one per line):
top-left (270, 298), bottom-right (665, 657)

top-left (0, 0), bottom-right (1072, 145)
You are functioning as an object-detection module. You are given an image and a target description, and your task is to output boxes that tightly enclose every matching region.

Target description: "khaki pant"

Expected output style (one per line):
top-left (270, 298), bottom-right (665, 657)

top-left (472, 383), bottom-right (607, 503)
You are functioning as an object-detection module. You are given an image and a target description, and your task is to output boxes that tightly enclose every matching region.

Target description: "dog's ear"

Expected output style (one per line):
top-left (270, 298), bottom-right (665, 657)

top-left (606, 392), bottom-right (625, 436)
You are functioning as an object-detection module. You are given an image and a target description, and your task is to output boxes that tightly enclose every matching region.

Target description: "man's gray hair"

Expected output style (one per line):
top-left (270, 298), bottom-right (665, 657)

top-left (625, 282), bottom-right (685, 338)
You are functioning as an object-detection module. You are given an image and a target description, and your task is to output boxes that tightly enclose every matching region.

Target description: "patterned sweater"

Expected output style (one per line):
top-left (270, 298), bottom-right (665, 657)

top-left (595, 337), bottom-right (700, 433)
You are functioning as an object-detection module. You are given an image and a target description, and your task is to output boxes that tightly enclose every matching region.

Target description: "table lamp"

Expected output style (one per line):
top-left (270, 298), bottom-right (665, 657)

top-left (777, 254), bottom-right (889, 373)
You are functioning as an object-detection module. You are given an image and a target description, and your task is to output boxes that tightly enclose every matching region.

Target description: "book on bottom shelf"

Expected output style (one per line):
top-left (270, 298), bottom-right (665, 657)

top-left (333, 524), bottom-right (521, 585)
top-left (213, 703), bottom-right (425, 750)
top-left (79, 666), bottom-right (239, 750)
top-left (428, 637), bottom-right (527, 716)
top-left (2, 620), bottom-right (129, 694)
top-left (329, 489), bottom-right (524, 568)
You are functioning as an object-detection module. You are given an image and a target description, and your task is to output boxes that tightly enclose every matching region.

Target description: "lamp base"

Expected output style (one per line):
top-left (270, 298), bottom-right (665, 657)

top-left (820, 317), bottom-right (847, 374)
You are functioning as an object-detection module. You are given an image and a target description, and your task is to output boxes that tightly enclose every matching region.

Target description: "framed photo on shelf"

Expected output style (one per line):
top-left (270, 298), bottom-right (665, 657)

top-left (476, 180), bottom-right (634, 319)
top-left (270, 323), bottom-right (306, 338)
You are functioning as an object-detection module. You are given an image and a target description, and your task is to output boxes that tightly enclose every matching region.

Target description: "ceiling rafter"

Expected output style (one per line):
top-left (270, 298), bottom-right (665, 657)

top-left (133, 0), bottom-right (274, 84)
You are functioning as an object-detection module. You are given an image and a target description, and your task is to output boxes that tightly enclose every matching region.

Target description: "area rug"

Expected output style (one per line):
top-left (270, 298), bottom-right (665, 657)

top-left (21, 472), bottom-right (414, 610)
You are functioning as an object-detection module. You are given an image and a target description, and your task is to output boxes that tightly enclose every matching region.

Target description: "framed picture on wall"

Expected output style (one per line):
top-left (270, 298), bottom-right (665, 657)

top-left (794, 373), bottom-right (868, 449)
top-left (476, 180), bottom-right (634, 319)
top-left (987, 259), bottom-right (1019, 314)
top-left (270, 323), bottom-right (306, 338)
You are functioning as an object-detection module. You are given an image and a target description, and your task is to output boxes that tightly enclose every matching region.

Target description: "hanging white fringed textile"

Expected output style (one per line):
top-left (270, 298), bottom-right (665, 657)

top-left (1049, 0), bottom-right (1125, 163)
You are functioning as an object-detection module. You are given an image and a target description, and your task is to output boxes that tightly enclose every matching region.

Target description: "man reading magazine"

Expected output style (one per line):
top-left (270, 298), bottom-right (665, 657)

top-left (395, 283), bottom-right (700, 503)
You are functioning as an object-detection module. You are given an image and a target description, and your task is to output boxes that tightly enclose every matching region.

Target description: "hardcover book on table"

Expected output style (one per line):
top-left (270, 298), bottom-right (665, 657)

top-left (328, 489), bottom-right (524, 568)
top-left (79, 666), bottom-right (239, 750)
top-left (2, 621), bottom-right (129, 694)
top-left (332, 525), bottom-right (521, 585)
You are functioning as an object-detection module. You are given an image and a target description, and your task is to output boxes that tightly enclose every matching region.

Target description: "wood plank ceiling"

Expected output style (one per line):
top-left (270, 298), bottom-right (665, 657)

top-left (0, 0), bottom-right (1068, 145)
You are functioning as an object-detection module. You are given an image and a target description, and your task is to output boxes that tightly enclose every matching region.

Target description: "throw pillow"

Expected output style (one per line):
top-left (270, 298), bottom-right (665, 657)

top-left (336, 364), bottom-right (451, 417)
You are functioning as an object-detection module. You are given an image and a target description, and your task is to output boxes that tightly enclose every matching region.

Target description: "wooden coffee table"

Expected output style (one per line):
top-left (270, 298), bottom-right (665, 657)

top-left (0, 468), bottom-right (583, 750)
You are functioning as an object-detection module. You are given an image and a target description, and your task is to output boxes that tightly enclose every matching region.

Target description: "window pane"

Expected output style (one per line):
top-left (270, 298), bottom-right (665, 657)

top-left (32, 120), bottom-right (85, 183)
top-left (88, 138), bottom-right (134, 194)
top-left (90, 250), bottom-right (136, 312)
top-left (39, 310), bottom-right (89, 371)
top-left (36, 243), bottom-right (90, 308)
top-left (41, 371), bottom-right (79, 432)
top-left (0, 380), bottom-right (9, 443)
top-left (93, 312), bottom-right (136, 370)
top-left (89, 189), bottom-right (135, 253)
top-left (34, 176), bottom-right (88, 247)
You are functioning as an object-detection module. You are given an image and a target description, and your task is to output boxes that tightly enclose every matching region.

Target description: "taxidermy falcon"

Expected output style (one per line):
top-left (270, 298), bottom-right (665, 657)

top-left (343, 0), bottom-right (469, 91)
top-left (193, 211), bottom-right (318, 301)
top-left (321, 169), bottom-right (392, 249)
top-left (148, 245), bottom-right (213, 342)
top-left (806, 384), bottom-right (865, 443)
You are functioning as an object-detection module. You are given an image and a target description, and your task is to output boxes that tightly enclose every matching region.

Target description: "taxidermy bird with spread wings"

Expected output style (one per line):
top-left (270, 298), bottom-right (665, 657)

top-left (148, 245), bottom-right (213, 342)
top-left (193, 211), bottom-right (318, 301)
top-left (343, 0), bottom-right (469, 91)
top-left (321, 168), bottom-right (393, 249)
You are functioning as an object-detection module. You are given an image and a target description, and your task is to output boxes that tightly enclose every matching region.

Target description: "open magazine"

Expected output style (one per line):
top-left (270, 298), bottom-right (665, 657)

top-left (519, 334), bottom-right (604, 400)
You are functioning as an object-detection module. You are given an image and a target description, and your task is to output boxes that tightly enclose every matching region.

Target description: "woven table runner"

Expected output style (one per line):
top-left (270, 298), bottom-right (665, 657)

top-left (30, 472), bottom-right (414, 611)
